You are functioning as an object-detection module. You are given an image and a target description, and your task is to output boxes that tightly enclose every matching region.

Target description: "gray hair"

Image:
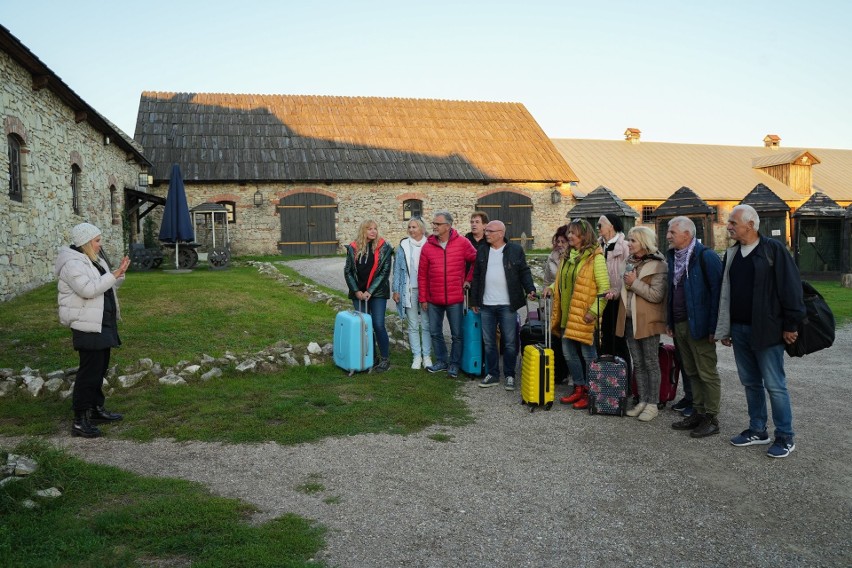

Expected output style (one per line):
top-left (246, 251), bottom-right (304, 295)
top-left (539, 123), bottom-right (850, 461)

top-left (433, 210), bottom-right (454, 226)
top-left (668, 216), bottom-right (696, 236)
top-left (731, 204), bottom-right (761, 232)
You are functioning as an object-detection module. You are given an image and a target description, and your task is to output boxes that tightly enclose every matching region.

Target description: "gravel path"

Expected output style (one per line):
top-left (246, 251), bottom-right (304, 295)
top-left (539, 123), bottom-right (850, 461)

top-left (11, 259), bottom-right (851, 567)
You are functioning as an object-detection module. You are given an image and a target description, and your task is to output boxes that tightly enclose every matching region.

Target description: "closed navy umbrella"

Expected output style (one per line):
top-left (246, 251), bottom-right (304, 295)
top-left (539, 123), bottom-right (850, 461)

top-left (159, 164), bottom-right (195, 268)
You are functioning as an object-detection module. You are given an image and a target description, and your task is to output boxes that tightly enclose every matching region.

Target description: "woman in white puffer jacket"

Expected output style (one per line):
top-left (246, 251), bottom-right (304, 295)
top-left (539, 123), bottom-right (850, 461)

top-left (55, 223), bottom-right (130, 438)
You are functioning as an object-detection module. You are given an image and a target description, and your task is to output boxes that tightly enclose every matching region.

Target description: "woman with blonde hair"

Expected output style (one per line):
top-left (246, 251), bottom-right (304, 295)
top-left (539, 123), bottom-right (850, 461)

top-left (616, 226), bottom-right (668, 421)
top-left (55, 222), bottom-right (131, 438)
top-left (393, 217), bottom-right (433, 369)
top-left (551, 218), bottom-right (610, 409)
top-left (344, 219), bottom-right (394, 373)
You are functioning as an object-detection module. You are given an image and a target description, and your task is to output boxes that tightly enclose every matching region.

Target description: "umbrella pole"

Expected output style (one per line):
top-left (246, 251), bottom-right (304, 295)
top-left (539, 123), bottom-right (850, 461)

top-left (175, 242), bottom-right (179, 268)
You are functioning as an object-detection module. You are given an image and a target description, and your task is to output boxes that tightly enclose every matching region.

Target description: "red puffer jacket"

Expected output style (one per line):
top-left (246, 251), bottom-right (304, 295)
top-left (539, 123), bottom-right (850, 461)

top-left (417, 229), bottom-right (477, 306)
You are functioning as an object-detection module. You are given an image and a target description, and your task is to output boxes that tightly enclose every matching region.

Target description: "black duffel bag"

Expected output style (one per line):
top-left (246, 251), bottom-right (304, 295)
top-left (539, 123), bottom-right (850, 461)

top-left (785, 281), bottom-right (835, 357)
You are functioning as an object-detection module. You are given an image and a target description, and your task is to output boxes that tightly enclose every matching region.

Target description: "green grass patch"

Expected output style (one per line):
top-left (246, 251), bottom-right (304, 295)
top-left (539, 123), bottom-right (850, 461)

top-left (0, 263), bottom-right (338, 371)
top-left (0, 359), bottom-right (471, 443)
top-left (0, 439), bottom-right (325, 567)
top-left (427, 433), bottom-right (454, 443)
top-left (810, 281), bottom-right (852, 327)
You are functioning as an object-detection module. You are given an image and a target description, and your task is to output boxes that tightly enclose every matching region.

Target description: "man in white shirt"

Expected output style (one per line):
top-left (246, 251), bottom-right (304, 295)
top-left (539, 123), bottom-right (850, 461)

top-left (469, 221), bottom-right (537, 390)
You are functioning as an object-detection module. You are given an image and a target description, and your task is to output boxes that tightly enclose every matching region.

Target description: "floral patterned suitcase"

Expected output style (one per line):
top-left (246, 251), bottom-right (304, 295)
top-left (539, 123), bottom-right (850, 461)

top-left (587, 355), bottom-right (628, 416)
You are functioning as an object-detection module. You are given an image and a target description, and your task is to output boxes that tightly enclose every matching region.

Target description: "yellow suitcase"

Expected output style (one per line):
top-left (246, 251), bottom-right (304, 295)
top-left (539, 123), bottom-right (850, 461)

top-left (520, 296), bottom-right (555, 411)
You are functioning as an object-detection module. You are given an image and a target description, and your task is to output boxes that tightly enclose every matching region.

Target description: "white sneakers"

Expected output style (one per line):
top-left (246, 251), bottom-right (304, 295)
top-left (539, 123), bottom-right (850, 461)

top-left (411, 357), bottom-right (422, 370)
top-left (626, 402), bottom-right (647, 417)
top-left (422, 356), bottom-right (433, 369)
top-left (637, 404), bottom-right (659, 422)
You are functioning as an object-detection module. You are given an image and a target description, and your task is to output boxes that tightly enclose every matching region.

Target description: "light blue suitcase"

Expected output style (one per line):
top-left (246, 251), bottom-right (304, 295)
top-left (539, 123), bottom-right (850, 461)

top-left (333, 307), bottom-right (374, 375)
top-left (461, 292), bottom-right (483, 377)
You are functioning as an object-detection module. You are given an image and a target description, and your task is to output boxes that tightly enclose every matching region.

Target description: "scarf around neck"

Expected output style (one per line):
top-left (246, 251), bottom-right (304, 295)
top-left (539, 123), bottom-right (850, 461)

top-left (673, 238), bottom-right (696, 288)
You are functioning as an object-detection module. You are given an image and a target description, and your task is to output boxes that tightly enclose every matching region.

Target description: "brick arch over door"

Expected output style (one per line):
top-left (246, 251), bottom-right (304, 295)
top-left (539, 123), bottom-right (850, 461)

top-left (277, 192), bottom-right (338, 255)
top-left (476, 191), bottom-right (533, 249)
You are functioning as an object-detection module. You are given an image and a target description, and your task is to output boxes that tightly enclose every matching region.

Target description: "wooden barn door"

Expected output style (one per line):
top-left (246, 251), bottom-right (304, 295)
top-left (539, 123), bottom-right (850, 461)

top-left (476, 192), bottom-right (533, 249)
top-left (277, 193), bottom-right (338, 256)
top-left (796, 218), bottom-right (842, 273)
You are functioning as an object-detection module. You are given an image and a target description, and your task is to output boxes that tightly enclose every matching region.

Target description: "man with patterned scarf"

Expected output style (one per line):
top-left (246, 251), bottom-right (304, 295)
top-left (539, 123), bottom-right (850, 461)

top-left (665, 216), bottom-right (723, 438)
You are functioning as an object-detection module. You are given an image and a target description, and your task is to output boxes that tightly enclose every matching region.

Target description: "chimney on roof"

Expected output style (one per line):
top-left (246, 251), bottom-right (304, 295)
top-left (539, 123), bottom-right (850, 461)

top-left (763, 134), bottom-right (781, 149)
top-left (625, 128), bottom-right (641, 144)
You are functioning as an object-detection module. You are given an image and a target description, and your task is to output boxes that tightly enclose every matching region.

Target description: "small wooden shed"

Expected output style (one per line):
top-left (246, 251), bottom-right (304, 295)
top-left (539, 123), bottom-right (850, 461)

top-left (565, 185), bottom-right (640, 238)
top-left (650, 186), bottom-right (714, 250)
top-left (739, 183), bottom-right (790, 244)
top-left (792, 192), bottom-right (845, 276)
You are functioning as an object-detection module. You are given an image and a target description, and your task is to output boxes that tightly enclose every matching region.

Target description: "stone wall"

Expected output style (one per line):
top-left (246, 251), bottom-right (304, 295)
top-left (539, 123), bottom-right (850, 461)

top-left (0, 51), bottom-right (142, 301)
top-left (148, 181), bottom-right (577, 256)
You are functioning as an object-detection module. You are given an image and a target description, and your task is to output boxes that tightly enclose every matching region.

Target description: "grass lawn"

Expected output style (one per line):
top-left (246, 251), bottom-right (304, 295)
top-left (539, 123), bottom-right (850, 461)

top-left (0, 439), bottom-right (325, 567)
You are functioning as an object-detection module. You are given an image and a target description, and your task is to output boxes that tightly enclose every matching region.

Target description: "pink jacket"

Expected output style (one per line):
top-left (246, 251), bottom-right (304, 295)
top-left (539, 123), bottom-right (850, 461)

top-left (417, 229), bottom-right (476, 306)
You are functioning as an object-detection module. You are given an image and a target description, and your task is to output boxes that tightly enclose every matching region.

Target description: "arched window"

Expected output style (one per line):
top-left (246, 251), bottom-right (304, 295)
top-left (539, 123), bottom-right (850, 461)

top-left (71, 164), bottom-right (81, 215)
top-left (8, 134), bottom-right (22, 202)
top-left (403, 199), bottom-right (422, 221)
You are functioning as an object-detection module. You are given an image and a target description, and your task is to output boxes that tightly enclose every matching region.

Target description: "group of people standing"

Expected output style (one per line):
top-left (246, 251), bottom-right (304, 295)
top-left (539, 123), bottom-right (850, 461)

top-left (343, 204), bottom-right (806, 459)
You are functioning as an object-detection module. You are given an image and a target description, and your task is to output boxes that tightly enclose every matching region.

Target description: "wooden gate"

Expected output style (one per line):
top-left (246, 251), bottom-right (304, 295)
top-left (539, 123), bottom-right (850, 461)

top-left (760, 214), bottom-right (787, 244)
top-left (476, 192), bottom-right (533, 249)
top-left (277, 193), bottom-right (338, 256)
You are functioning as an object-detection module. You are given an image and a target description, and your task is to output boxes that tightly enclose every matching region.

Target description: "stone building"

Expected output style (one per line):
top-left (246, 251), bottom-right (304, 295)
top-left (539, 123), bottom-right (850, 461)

top-left (134, 92), bottom-right (578, 255)
top-left (0, 25), bottom-right (150, 301)
top-left (552, 130), bottom-right (852, 251)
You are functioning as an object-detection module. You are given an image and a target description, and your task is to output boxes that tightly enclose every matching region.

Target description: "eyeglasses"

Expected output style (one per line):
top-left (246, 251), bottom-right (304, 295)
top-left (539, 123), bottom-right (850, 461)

top-left (431, 222), bottom-right (449, 226)
top-left (484, 229), bottom-right (503, 233)
top-left (596, 224), bottom-right (603, 229)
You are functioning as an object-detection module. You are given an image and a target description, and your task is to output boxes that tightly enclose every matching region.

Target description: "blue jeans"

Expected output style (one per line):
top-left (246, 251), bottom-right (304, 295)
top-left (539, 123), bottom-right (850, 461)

top-left (562, 338), bottom-right (597, 387)
top-left (428, 303), bottom-right (463, 367)
top-left (352, 298), bottom-right (389, 359)
top-left (481, 305), bottom-right (519, 378)
top-left (731, 323), bottom-right (794, 439)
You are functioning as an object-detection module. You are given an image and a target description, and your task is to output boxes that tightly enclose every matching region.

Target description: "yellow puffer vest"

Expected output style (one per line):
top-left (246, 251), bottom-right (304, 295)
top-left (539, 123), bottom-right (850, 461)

top-left (552, 248), bottom-right (602, 345)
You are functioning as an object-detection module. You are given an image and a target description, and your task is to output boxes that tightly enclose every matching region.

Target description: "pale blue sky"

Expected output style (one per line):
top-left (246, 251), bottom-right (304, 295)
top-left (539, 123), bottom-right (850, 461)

top-left (4, 0), bottom-right (851, 148)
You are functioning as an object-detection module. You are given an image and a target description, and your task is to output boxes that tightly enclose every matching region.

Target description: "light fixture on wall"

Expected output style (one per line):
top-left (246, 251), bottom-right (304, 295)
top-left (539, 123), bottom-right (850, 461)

top-left (138, 172), bottom-right (149, 188)
top-left (550, 188), bottom-right (563, 204)
top-left (253, 189), bottom-right (264, 207)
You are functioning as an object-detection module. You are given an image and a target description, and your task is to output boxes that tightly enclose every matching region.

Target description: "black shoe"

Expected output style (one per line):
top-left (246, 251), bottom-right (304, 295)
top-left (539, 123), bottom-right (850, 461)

top-left (671, 397), bottom-right (692, 413)
top-left (89, 406), bottom-right (123, 423)
top-left (72, 410), bottom-right (102, 438)
top-left (690, 415), bottom-right (720, 438)
top-left (371, 358), bottom-right (391, 374)
top-left (672, 413), bottom-right (704, 431)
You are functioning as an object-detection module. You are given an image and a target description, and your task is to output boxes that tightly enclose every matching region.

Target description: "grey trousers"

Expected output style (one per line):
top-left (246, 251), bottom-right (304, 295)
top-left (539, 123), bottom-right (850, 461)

top-left (624, 322), bottom-right (661, 405)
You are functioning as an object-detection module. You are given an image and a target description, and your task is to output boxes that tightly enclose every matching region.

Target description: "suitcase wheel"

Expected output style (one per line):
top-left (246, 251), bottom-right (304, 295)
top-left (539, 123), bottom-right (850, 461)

top-left (348, 369), bottom-right (356, 377)
top-left (588, 399), bottom-right (597, 415)
top-left (544, 402), bottom-right (553, 411)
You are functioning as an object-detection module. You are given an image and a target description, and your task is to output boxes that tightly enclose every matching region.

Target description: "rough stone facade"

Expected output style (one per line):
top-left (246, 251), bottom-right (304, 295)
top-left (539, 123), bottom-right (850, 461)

top-left (0, 50), bottom-right (142, 301)
top-left (148, 181), bottom-right (576, 256)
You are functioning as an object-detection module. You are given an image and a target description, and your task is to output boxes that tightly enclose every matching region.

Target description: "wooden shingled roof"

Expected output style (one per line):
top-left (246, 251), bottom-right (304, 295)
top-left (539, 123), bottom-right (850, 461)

top-left (134, 92), bottom-right (578, 184)
top-left (651, 186), bottom-right (713, 218)
top-left (792, 192), bottom-right (845, 218)
top-left (566, 186), bottom-right (639, 218)
top-left (740, 183), bottom-right (790, 212)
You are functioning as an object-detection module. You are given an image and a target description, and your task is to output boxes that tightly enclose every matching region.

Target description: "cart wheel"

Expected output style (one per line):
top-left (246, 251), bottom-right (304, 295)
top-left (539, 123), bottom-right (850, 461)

top-left (130, 249), bottom-right (153, 271)
top-left (208, 247), bottom-right (231, 270)
top-left (178, 248), bottom-right (198, 269)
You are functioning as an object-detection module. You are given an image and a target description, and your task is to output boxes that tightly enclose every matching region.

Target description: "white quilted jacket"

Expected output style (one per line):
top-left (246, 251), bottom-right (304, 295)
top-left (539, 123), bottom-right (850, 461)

top-left (54, 246), bottom-right (123, 333)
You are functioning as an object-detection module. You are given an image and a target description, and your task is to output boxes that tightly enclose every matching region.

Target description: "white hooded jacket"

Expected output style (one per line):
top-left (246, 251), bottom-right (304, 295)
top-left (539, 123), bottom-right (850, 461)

top-left (54, 246), bottom-right (123, 333)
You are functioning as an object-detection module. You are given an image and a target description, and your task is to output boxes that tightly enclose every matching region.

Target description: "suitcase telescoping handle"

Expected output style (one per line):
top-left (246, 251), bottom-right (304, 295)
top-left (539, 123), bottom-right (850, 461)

top-left (540, 293), bottom-right (552, 351)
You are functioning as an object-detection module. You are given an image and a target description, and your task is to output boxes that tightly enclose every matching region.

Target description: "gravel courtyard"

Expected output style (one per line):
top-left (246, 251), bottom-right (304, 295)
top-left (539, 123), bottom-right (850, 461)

top-left (24, 259), bottom-right (852, 567)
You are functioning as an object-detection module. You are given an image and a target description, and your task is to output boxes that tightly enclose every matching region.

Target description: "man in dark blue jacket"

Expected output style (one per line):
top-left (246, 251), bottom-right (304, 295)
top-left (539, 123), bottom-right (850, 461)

top-left (470, 220), bottom-right (536, 391)
top-left (666, 216), bottom-right (723, 438)
top-left (715, 205), bottom-right (805, 458)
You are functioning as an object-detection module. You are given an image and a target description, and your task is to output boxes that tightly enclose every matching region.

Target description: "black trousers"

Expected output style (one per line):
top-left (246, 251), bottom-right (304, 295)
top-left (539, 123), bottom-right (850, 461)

top-left (72, 349), bottom-right (110, 412)
top-left (600, 301), bottom-right (632, 376)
